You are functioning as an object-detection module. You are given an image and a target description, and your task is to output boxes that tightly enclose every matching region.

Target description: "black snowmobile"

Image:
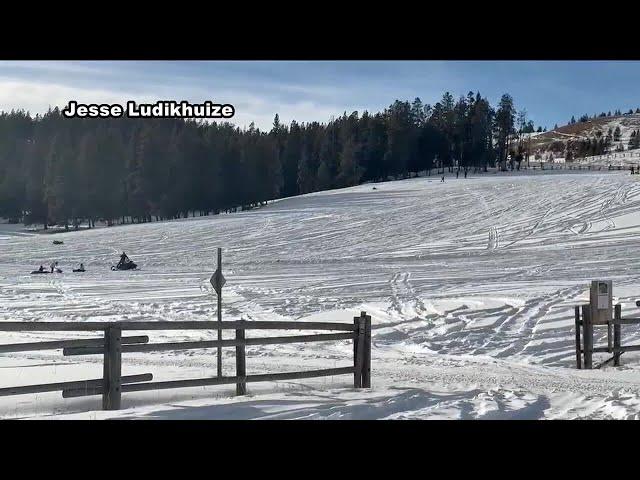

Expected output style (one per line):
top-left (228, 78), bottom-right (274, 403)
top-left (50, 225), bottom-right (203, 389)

top-left (112, 261), bottom-right (137, 271)
top-left (111, 252), bottom-right (137, 271)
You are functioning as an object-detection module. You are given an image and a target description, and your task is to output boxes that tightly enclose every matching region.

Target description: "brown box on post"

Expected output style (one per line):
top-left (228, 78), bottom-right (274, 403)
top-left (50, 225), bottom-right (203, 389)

top-left (590, 280), bottom-right (612, 325)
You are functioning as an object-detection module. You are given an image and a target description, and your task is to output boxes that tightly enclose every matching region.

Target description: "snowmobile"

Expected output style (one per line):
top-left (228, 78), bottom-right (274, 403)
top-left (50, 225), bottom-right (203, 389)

top-left (111, 262), bottom-right (137, 271)
top-left (111, 252), bottom-right (137, 271)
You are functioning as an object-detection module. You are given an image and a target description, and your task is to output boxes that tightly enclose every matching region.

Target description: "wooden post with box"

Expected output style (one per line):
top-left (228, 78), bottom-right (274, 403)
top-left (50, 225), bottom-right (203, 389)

top-left (575, 280), bottom-right (640, 369)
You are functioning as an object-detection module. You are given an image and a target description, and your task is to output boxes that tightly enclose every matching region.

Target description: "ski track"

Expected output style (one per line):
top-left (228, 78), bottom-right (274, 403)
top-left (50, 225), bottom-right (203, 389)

top-left (5, 171), bottom-right (640, 418)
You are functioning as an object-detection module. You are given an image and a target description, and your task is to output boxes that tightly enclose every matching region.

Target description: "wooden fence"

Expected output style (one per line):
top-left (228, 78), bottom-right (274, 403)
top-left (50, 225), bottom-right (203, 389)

top-left (574, 304), bottom-right (640, 369)
top-left (0, 312), bottom-right (372, 411)
top-left (526, 164), bottom-right (625, 171)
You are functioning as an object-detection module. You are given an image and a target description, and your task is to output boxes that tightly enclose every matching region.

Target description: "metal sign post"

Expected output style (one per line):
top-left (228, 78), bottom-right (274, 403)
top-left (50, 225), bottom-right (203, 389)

top-left (210, 248), bottom-right (226, 378)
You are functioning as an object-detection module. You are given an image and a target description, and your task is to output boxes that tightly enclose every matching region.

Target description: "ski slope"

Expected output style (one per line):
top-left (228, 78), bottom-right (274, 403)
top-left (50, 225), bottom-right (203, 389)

top-left (4, 170), bottom-right (640, 419)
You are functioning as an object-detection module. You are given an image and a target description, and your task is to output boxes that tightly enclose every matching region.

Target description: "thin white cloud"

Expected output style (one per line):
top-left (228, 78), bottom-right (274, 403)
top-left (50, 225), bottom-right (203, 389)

top-left (0, 78), bottom-right (157, 116)
top-left (0, 75), bottom-right (359, 131)
top-left (0, 60), bottom-right (114, 76)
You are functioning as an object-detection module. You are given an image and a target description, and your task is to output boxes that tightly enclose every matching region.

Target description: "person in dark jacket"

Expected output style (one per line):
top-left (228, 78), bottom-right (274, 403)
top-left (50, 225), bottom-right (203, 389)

top-left (118, 252), bottom-right (129, 268)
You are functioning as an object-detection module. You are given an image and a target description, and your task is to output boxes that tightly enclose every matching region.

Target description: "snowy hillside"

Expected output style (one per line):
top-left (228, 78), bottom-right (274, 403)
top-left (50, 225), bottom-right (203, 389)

top-left (533, 114), bottom-right (640, 151)
top-left (576, 149), bottom-right (640, 168)
top-left (5, 170), bottom-right (640, 418)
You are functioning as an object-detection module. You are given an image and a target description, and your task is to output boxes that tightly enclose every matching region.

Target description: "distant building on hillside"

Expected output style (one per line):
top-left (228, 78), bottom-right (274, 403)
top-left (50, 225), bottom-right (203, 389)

top-left (543, 152), bottom-right (565, 164)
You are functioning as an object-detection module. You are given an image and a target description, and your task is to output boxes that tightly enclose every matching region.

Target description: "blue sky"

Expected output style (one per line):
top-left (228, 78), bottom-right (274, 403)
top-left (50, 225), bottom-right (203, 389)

top-left (0, 61), bottom-right (638, 130)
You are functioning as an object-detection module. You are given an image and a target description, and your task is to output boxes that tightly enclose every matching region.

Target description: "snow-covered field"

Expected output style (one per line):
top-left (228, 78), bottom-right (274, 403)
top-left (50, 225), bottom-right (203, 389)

top-left (4, 170), bottom-right (640, 419)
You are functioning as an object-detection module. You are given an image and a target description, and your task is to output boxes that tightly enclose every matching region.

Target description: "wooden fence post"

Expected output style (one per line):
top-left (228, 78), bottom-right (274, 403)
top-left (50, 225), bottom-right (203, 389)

top-left (574, 306), bottom-right (582, 369)
top-left (362, 312), bottom-right (371, 388)
top-left (582, 305), bottom-right (593, 369)
top-left (217, 248), bottom-right (223, 379)
top-left (102, 326), bottom-right (122, 410)
top-left (235, 326), bottom-right (246, 395)
top-left (353, 315), bottom-right (365, 388)
top-left (614, 304), bottom-right (622, 367)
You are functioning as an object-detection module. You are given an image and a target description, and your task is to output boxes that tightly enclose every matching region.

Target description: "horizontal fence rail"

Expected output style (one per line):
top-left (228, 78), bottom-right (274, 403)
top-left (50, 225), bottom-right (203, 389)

top-left (0, 320), bottom-right (357, 332)
top-left (63, 332), bottom-right (356, 356)
top-left (0, 374), bottom-right (153, 397)
top-left (63, 367), bottom-right (356, 398)
top-left (0, 313), bottom-right (372, 411)
top-left (0, 336), bottom-right (149, 354)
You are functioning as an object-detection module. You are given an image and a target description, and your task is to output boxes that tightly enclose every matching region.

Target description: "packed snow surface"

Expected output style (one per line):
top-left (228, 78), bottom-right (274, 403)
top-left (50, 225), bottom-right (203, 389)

top-left (4, 170), bottom-right (640, 419)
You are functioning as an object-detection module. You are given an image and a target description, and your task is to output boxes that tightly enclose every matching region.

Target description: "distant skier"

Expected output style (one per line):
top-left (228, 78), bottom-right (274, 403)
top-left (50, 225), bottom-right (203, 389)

top-left (50, 261), bottom-right (58, 273)
top-left (464, 170), bottom-right (468, 179)
top-left (38, 265), bottom-right (44, 272)
top-left (441, 176), bottom-right (445, 182)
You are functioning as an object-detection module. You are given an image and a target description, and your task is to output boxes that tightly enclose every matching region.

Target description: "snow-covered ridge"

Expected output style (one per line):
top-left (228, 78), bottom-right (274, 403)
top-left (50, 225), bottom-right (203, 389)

top-left (534, 114), bottom-right (640, 151)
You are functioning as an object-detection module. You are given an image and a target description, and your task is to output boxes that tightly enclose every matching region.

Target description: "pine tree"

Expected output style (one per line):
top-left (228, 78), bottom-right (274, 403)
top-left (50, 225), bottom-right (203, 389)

top-left (384, 100), bottom-right (412, 177)
top-left (297, 137), bottom-right (314, 194)
top-left (44, 130), bottom-right (76, 228)
top-left (494, 94), bottom-right (515, 170)
top-left (337, 138), bottom-right (363, 186)
top-left (316, 160), bottom-right (331, 190)
top-left (281, 121), bottom-right (302, 197)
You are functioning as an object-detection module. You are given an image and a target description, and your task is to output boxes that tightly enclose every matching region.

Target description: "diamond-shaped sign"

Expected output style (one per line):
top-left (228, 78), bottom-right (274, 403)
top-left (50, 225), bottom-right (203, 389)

top-left (210, 268), bottom-right (226, 295)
